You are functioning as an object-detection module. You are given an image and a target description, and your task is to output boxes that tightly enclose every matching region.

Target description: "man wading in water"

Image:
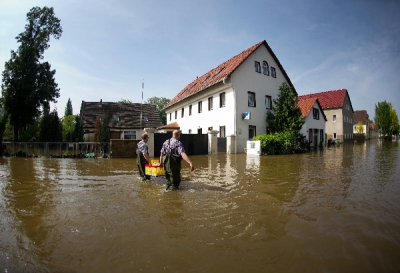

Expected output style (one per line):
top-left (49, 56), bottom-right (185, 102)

top-left (159, 130), bottom-right (194, 191)
top-left (137, 133), bottom-right (151, 182)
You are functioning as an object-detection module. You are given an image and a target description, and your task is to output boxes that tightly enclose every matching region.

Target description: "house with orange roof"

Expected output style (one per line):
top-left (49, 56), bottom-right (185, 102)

top-left (298, 97), bottom-right (326, 147)
top-left (163, 40), bottom-right (296, 153)
top-left (299, 89), bottom-right (354, 143)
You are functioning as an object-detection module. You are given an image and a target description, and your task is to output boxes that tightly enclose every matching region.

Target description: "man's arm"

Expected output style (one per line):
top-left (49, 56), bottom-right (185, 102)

top-left (181, 152), bottom-right (194, 171)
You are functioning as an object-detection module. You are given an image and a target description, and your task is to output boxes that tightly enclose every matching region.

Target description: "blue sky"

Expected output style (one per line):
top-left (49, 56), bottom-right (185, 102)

top-left (1, 0), bottom-right (399, 120)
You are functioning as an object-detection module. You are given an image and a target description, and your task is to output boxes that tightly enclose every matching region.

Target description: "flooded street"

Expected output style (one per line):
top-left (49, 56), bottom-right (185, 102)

top-left (1, 140), bottom-right (399, 273)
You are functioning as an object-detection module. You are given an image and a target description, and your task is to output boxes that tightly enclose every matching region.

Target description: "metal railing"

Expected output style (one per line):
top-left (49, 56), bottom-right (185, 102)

top-left (2, 142), bottom-right (110, 158)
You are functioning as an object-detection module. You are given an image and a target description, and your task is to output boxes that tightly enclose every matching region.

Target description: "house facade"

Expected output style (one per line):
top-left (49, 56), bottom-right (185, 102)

top-left (79, 101), bottom-right (162, 141)
top-left (298, 97), bottom-right (326, 147)
top-left (163, 40), bottom-right (296, 153)
top-left (299, 89), bottom-right (354, 143)
top-left (353, 110), bottom-right (370, 139)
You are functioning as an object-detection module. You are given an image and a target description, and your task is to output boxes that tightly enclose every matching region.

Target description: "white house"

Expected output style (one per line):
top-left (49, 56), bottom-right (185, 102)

top-left (298, 97), bottom-right (326, 147)
top-left (163, 40), bottom-right (296, 153)
top-left (299, 89), bottom-right (354, 143)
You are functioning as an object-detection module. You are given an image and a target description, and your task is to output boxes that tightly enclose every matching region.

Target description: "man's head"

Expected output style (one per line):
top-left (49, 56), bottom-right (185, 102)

top-left (141, 133), bottom-right (149, 142)
top-left (172, 130), bottom-right (181, 139)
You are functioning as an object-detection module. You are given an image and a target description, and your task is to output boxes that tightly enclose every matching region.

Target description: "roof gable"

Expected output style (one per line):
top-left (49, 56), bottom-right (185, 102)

top-left (79, 101), bottom-right (162, 129)
top-left (298, 97), bottom-right (327, 121)
top-left (165, 40), bottom-right (295, 109)
top-left (299, 89), bottom-right (350, 110)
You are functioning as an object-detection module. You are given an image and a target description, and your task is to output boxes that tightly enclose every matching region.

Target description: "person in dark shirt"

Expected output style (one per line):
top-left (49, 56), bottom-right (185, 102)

top-left (137, 133), bottom-right (151, 181)
top-left (159, 130), bottom-right (194, 191)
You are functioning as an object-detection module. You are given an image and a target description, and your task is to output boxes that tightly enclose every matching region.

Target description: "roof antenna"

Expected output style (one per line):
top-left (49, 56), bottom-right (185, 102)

top-left (140, 80), bottom-right (144, 129)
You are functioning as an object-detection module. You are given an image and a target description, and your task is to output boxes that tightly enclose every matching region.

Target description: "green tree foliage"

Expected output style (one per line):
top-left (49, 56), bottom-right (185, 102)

top-left (72, 115), bottom-right (84, 142)
top-left (266, 82), bottom-right (304, 134)
top-left (39, 108), bottom-right (62, 141)
top-left (1, 6), bottom-right (62, 142)
top-left (65, 98), bottom-right (73, 116)
top-left (145, 97), bottom-right (170, 125)
top-left (119, 99), bottom-right (132, 104)
top-left (62, 115), bottom-right (76, 141)
top-left (375, 101), bottom-right (393, 139)
top-left (389, 103), bottom-right (400, 135)
top-left (99, 117), bottom-right (109, 142)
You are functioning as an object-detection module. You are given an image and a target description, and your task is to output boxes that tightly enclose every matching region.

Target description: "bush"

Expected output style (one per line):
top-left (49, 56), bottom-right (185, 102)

top-left (254, 131), bottom-right (299, 155)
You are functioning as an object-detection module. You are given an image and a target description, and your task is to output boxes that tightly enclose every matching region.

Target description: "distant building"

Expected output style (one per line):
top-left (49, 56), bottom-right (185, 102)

top-left (298, 97), bottom-right (326, 147)
top-left (299, 89), bottom-right (354, 143)
top-left (163, 40), bottom-right (296, 153)
top-left (353, 110), bottom-right (370, 139)
top-left (79, 100), bottom-right (162, 141)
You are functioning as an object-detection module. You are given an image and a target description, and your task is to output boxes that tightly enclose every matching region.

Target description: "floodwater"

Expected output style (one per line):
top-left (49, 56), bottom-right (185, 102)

top-left (0, 140), bottom-right (399, 273)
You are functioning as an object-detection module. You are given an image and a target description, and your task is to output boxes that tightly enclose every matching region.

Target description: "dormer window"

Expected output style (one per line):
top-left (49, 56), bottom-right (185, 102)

top-left (262, 61), bottom-right (269, 76)
top-left (255, 61), bottom-right (261, 73)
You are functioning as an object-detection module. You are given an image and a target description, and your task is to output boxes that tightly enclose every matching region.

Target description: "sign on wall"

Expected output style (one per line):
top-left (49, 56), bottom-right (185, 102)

top-left (242, 112), bottom-right (251, 120)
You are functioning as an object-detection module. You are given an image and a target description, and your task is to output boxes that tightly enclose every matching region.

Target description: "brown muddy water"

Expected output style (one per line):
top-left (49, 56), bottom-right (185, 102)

top-left (0, 140), bottom-right (399, 273)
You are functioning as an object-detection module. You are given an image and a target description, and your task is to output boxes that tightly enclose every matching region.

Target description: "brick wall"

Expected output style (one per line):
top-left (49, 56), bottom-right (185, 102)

top-left (110, 139), bottom-right (139, 158)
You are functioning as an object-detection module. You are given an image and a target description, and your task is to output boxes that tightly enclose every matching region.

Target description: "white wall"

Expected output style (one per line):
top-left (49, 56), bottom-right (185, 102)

top-left (231, 46), bottom-right (289, 152)
top-left (300, 101), bottom-right (326, 145)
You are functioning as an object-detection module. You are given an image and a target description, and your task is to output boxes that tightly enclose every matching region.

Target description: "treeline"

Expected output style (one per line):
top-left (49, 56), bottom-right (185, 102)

top-left (1, 98), bottom-right (84, 142)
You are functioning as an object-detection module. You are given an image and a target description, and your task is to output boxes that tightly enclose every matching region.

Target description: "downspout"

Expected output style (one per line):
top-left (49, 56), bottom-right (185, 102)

top-left (223, 76), bottom-right (236, 153)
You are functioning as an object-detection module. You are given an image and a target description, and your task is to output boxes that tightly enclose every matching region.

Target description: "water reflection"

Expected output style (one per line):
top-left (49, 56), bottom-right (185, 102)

top-left (0, 140), bottom-right (399, 272)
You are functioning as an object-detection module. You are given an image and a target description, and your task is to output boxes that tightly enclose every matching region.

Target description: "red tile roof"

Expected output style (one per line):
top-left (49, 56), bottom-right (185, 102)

top-left (298, 97), bottom-right (327, 121)
top-left (165, 40), bottom-right (295, 109)
top-left (299, 89), bottom-right (351, 110)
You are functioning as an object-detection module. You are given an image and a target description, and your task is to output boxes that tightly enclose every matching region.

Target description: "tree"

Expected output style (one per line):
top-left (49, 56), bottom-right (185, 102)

top-left (375, 101), bottom-right (392, 139)
top-left (1, 6), bottom-right (62, 142)
top-left (71, 115), bottom-right (84, 142)
top-left (65, 98), bottom-right (73, 116)
top-left (62, 115), bottom-right (76, 141)
top-left (266, 82), bottom-right (304, 134)
top-left (355, 121), bottom-right (364, 134)
top-left (145, 97), bottom-right (170, 125)
top-left (39, 108), bottom-right (62, 141)
top-left (389, 103), bottom-right (400, 136)
top-left (119, 99), bottom-right (132, 104)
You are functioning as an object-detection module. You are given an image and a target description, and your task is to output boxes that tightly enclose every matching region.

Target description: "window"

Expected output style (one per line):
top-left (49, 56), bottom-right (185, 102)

top-left (333, 115), bottom-right (336, 122)
top-left (262, 61), bottom-right (269, 76)
top-left (333, 133), bottom-right (337, 139)
top-left (198, 101), bottom-right (202, 113)
top-left (175, 111), bottom-right (177, 119)
top-left (249, 126), bottom-right (256, 140)
top-left (220, 92), bottom-right (225, 108)
top-left (248, 92), bottom-right (256, 107)
top-left (208, 97), bottom-right (213, 111)
top-left (313, 108), bottom-right (319, 120)
top-left (189, 105), bottom-right (192, 116)
top-left (181, 108), bottom-right (184, 118)
top-left (115, 116), bottom-right (119, 121)
top-left (265, 95), bottom-right (272, 109)
top-left (169, 113), bottom-right (171, 121)
top-left (320, 130), bottom-right (324, 142)
top-left (271, 67), bottom-right (276, 78)
top-left (255, 61), bottom-right (261, 73)
top-left (219, 126), bottom-right (226, 137)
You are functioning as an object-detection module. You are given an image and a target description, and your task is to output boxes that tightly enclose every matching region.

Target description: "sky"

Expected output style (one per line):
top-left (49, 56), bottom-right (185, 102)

top-left (1, 0), bottom-right (399, 120)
